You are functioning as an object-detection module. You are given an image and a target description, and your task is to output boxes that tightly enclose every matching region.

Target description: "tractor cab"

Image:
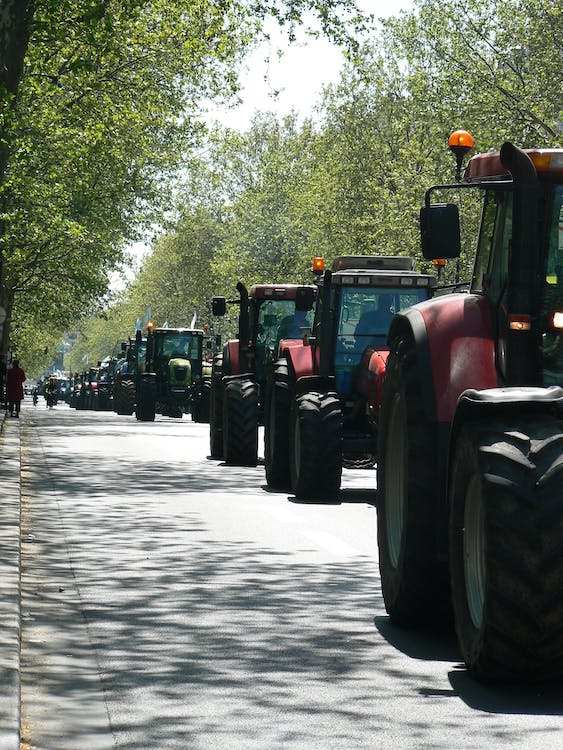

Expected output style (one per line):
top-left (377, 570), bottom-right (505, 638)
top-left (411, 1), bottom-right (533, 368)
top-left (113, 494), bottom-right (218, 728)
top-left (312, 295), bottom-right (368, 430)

top-left (212, 282), bottom-right (316, 382)
top-left (263, 255), bottom-right (435, 495)
top-left (145, 327), bottom-right (204, 398)
top-left (376, 132), bottom-right (563, 684)
top-left (421, 143), bottom-right (563, 388)
top-left (209, 281), bottom-right (317, 464)
top-left (311, 256), bottom-right (434, 400)
top-left (134, 326), bottom-right (210, 422)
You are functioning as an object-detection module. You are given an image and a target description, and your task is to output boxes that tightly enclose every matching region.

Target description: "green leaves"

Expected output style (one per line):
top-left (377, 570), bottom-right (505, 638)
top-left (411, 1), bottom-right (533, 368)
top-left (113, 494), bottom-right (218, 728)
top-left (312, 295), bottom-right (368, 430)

top-left (2, 0), bottom-right (367, 366)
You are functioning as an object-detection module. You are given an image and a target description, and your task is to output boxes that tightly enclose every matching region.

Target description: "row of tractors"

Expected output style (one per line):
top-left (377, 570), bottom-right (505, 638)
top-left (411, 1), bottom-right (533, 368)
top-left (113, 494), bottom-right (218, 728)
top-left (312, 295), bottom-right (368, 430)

top-left (206, 135), bottom-right (563, 684)
top-left (68, 325), bottom-right (216, 422)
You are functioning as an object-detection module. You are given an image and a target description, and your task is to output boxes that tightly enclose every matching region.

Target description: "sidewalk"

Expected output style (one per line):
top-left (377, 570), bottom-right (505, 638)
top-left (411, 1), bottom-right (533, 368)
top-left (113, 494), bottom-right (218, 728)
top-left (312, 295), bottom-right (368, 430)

top-left (0, 410), bottom-right (21, 750)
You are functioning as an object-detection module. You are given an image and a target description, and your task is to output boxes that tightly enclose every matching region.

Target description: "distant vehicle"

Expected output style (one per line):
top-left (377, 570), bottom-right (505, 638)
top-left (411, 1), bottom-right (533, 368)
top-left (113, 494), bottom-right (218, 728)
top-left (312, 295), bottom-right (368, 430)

top-left (24, 380), bottom-right (37, 395)
top-left (57, 378), bottom-right (70, 403)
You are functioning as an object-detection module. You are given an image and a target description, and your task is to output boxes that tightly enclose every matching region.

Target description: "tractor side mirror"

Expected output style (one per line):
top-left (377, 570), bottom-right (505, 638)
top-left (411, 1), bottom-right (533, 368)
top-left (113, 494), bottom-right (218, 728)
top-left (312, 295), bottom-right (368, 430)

top-left (420, 204), bottom-right (461, 260)
top-left (212, 297), bottom-right (227, 316)
top-left (295, 286), bottom-right (316, 312)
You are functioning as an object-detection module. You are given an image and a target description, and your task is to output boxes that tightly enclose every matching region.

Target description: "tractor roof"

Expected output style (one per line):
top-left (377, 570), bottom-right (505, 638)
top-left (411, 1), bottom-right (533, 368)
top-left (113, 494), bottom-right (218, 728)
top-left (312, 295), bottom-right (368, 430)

top-left (331, 268), bottom-right (435, 288)
top-left (327, 255), bottom-right (434, 288)
top-left (153, 327), bottom-right (204, 335)
top-left (465, 148), bottom-right (563, 182)
top-left (249, 284), bottom-right (316, 300)
top-left (332, 255), bottom-right (416, 272)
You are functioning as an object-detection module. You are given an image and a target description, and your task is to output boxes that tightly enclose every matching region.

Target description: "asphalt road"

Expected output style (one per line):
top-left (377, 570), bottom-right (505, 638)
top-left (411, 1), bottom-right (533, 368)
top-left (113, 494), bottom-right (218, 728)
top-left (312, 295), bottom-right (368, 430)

top-left (18, 402), bottom-right (563, 749)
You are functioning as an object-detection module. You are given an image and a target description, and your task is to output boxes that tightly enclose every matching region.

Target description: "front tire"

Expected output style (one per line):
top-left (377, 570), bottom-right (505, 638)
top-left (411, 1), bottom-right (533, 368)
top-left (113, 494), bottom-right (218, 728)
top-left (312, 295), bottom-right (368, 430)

top-left (135, 379), bottom-right (156, 422)
top-left (114, 380), bottom-right (135, 416)
top-left (289, 390), bottom-right (342, 501)
top-left (377, 336), bottom-right (450, 626)
top-left (136, 401), bottom-right (156, 421)
top-left (264, 360), bottom-right (292, 489)
top-left (209, 357), bottom-right (224, 458)
top-left (342, 453), bottom-right (376, 470)
top-left (223, 378), bottom-right (259, 466)
top-left (449, 415), bottom-right (563, 683)
top-left (192, 381), bottom-right (210, 423)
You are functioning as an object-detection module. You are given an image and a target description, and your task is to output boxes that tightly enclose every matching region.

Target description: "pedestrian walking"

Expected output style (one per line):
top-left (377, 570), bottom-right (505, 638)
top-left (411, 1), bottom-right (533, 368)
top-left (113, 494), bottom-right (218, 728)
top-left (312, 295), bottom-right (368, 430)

top-left (6, 359), bottom-right (26, 418)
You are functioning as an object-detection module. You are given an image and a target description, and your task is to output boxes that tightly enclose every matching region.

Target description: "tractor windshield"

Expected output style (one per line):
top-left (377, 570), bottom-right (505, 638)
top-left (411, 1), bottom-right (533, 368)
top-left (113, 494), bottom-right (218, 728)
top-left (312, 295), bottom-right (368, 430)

top-left (156, 333), bottom-right (201, 361)
top-left (256, 298), bottom-right (312, 349)
top-left (541, 185), bottom-right (563, 386)
top-left (332, 284), bottom-right (429, 395)
top-left (254, 298), bottom-right (313, 382)
top-left (337, 286), bottom-right (429, 356)
top-left (134, 342), bottom-right (146, 375)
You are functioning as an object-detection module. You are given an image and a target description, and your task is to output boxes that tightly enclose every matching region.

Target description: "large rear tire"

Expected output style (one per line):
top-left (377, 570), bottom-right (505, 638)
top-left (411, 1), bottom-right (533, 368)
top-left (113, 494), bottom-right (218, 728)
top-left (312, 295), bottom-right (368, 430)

top-left (377, 336), bottom-right (450, 626)
top-left (289, 390), bottom-right (342, 501)
top-left (192, 380), bottom-right (210, 423)
top-left (264, 360), bottom-right (292, 489)
top-left (449, 415), bottom-right (563, 683)
top-left (135, 379), bottom-right (156, 422)
top-left (223, 377), bottom-right (259, 466)
top-left (209, 357), bottom-right (224, 458)
top-left (114, 380), bottom-right (135, 415)
top-left (342, 453), bottom-right (376, 470)
top-left (135, 401), bottom-right (156, 422)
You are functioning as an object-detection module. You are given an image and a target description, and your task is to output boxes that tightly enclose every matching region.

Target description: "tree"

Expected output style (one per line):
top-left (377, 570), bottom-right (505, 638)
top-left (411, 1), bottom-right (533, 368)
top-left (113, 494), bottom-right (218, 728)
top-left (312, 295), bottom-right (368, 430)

top-left (384, 0), bottom-right (562, 146)
top-left (2, 0), bottom-right (367, 369)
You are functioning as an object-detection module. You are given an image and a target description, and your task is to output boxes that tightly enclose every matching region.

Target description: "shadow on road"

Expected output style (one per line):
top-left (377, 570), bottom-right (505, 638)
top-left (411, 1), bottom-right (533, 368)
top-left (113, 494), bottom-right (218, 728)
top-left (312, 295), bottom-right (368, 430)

top-left (19, 405), bottom-right (563, 749)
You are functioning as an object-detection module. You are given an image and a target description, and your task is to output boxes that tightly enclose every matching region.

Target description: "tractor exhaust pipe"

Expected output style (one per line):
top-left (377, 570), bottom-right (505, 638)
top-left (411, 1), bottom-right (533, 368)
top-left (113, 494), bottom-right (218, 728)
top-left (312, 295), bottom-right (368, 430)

top-left (499, 142), bottom-right (541, 385)
top-left (499, 141), bottom-right (538, 186)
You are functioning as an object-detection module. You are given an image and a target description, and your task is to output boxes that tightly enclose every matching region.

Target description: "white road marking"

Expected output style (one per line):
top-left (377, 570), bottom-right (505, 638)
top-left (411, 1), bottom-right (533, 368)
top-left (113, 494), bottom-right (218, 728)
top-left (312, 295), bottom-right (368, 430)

top-left (259, 504), bottom-right (303, 524)
top-left (300, 530), bottom-right (364, 557)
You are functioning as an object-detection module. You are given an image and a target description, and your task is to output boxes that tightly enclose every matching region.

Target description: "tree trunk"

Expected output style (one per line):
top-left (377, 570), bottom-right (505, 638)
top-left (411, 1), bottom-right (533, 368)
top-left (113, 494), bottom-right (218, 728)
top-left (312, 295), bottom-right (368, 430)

top-left (0, 0), bottom-right (35, 371)
top-left (0, 0), bottom-right (36, 185)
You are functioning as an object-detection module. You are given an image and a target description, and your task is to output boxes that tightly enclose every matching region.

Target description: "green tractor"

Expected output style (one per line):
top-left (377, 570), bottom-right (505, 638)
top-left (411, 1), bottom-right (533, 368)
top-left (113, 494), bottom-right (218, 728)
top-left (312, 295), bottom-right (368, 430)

top-left (135, 326), bottom-right (210, 422)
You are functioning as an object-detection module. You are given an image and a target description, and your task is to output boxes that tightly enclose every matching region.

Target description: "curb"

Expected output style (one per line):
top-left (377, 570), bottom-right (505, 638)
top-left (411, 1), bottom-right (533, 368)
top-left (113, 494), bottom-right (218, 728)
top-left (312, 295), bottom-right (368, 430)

top-left (0, 412), bottom-right (21, 749)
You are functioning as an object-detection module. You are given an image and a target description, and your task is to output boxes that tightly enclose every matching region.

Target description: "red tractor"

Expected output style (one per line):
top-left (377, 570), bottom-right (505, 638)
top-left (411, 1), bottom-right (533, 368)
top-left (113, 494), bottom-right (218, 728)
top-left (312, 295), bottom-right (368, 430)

top-left (377, 133), bottom-right (563, 682)
top-left (210, 281), bottom-right (316, 465)
top-left (265, 256), bottom-right (436, 497)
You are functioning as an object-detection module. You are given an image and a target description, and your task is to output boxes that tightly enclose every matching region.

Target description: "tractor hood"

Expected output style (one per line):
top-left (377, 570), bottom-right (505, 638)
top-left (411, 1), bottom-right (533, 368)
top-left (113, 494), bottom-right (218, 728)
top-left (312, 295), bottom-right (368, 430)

top-left (169, 358), bottom-right (192, 386)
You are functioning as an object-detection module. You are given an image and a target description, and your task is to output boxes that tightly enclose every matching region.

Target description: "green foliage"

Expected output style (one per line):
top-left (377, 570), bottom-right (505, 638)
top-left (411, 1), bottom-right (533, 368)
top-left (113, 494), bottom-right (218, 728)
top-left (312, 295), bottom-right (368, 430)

top-left (127, 207), bottom-right (225, 328)
top-left (20, 0), bottom-right (563, 363)
top-left (66, 300), bottom-right (138, 372)
top-left (3, 0), bottom-right (366, 363)
top-left (385, 0), bottom-right (562, 146)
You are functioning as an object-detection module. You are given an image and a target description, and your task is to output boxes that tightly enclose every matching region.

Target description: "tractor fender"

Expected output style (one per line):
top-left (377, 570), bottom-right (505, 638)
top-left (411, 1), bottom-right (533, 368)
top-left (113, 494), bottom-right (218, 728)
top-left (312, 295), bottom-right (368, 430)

top-left (139, 372), bottom-right (157, 385)
top-left (279, 338), bottom-right (304, 356)
top-left (222, 373), bottom-right (257, 386)
top-left (388, 292), bottom-right (498, 425)
top-left (294, 375), bottom-right (337, 396)
top-left (355, 347), bottom-right (389, 416)
top-left (285, 341), bottom-right (316, 382)
top-left (223, 340), bottom-right (239, 376)
top-left (450, 385), bottom-right (563, 463)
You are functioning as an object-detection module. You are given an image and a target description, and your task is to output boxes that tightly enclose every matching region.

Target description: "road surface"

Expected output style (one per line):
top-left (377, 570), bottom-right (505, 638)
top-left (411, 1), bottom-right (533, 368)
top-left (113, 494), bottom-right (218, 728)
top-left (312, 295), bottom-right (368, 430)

top-left (18, 403), bottom-right (563, 749)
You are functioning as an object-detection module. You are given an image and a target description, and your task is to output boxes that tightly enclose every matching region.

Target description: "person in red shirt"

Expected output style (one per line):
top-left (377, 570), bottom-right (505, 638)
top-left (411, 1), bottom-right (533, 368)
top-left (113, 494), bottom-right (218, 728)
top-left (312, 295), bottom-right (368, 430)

top-left (6, 359), bottom-right (26, 418)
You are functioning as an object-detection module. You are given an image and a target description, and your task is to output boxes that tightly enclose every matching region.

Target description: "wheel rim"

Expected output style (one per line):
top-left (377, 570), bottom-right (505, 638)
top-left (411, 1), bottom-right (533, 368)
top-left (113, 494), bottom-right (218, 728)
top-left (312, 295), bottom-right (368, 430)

top-left (385, 393), bottom-right (406, 569)
top-left (464, 475), bottom-right (486, 629)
